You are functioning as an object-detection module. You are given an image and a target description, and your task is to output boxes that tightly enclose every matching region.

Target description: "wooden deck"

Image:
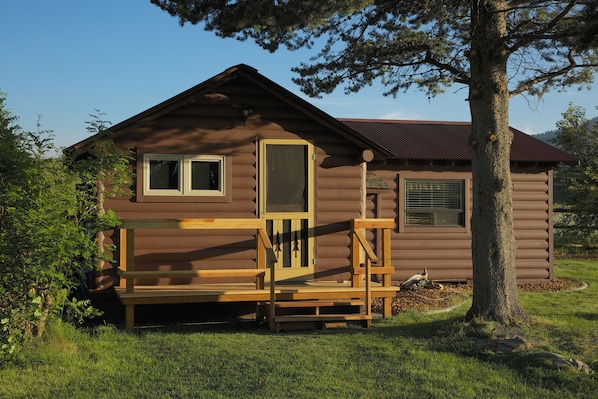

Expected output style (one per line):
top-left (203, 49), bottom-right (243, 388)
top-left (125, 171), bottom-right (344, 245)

top-left (114, 281), bottom-right (398, 330)
top-left (114, 218), bottom-right (398, 331)
top-left (115, 281), bottom-right (398, 305)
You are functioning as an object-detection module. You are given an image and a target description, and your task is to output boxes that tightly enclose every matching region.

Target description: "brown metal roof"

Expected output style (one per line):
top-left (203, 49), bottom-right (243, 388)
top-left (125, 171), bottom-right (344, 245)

top-left (339, 118), bottom-right (579, 166)
top-left (67, 63), bottom-right (577, 168)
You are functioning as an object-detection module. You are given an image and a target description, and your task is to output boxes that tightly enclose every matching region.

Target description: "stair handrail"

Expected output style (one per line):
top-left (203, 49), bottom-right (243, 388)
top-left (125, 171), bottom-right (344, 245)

top-left (255, 227), bottom-right (279, 332)
top-left (351, 227), bottom-right (375, 319)
top-left (269, 242), bottom-right (276, 332)
top-left (350, 218), bottom-right (396, 320)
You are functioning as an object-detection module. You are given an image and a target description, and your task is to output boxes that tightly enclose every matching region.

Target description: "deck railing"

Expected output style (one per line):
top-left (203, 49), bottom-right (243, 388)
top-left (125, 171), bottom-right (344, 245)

top-left (117, 218), bottom-right (277, 293)
top-left (267, 218), bottom-right (396, 330)
top-left (350, 218), bottom-right (396, 318)
top-left (115, 217), bottom-right (395, 330)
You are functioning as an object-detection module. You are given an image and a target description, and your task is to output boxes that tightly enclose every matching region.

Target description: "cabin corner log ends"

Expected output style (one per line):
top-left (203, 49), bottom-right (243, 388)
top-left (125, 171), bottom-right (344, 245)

top-left (114, 218), bottom-right (397, 331)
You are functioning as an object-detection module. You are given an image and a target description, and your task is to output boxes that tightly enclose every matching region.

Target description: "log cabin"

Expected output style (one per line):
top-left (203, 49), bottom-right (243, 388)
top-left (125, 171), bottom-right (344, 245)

top-left (69, 64), bottom-right (578, 329)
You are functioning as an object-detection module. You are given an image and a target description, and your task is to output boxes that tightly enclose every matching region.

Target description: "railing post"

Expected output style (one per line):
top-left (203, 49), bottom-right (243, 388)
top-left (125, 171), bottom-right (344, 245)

top-left (257, 227), bottom-right (274, 290)
top-left (256, 229), bottom-right (264, 290)
top-left (269, 254), bottom-right (276, 332)
top-left (365, 256), bottom-right (372, 327)
top-left (119, 227), bottom-right (136, 331)
top-left (119, 228), bottom-right (127, 288)
top-left (256, 230), bottom-right (264, 270)
top-left (254, 226), bottom-right (277, 331)
top-left (382, 227), bottom-right (392, 318)
top-left (350, 221), bottom-right (361, 288)
top-left (124, 229), bottom-right (135, 294)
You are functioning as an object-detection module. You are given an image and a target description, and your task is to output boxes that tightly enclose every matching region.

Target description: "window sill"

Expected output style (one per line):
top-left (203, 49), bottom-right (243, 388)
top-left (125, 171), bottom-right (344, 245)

top-left (136, 194), bottom-right (231, 203)
top-left (401, 226), bottom-right (469, 233)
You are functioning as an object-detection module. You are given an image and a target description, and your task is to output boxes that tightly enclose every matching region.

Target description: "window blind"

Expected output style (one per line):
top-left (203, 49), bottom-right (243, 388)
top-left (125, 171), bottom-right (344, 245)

top-left (405, 180), bottom-right (462, 210)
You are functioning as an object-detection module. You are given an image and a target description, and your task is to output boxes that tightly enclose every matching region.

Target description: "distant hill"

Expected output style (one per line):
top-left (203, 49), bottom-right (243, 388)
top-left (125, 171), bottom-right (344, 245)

top-left (534, 116), bottom-right (596, 205)
top-left (531, 116), bottom-right (598, 147)
top-left (532, 130), bottom-right (557, 144)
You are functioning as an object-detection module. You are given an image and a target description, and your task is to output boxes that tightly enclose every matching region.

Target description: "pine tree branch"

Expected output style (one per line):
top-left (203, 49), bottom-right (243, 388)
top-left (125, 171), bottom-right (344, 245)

top-left (423, 51), bottom-right (470, 85)
top-left (508, 1), bottom-right (578, 53)
top-left (508, 49), bottom-right (598, 97)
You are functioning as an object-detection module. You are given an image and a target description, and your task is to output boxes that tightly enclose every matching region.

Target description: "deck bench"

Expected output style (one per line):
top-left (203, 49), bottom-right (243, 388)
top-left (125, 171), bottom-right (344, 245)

top-left (117, 269), bottom-right (266, 289)
top-left (115, 218), bottom-right (276, 330)
top-left (116, 268), bottom-right (267, 330)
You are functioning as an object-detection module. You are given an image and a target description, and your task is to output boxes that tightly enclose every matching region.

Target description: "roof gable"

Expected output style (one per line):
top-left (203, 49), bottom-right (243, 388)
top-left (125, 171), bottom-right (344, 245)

top-left (70, 64), bottom-right (384, 156)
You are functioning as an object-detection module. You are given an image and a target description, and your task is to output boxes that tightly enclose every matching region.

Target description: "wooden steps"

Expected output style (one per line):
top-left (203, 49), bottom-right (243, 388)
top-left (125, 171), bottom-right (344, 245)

top-left (272, 300), bottom-right (365, 309)
top-left (266, 299), bottom-right (371, 332)
top-left (273, 314), bottom-right (372, 322)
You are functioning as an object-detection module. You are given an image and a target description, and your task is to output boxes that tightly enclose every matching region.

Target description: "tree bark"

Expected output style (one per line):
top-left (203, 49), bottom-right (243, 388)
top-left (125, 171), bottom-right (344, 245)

top-left (466, 0), bottom-right (530, 324)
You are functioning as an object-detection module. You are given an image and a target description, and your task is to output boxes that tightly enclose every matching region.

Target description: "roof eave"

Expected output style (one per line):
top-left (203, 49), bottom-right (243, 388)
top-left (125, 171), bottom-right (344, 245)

top-left (66, 66), bottom-right (246, 155)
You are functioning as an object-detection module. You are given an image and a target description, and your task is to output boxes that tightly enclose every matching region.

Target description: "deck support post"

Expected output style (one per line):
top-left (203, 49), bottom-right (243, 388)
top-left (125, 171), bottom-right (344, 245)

top-left (125, 304), bottom-right (134, 331)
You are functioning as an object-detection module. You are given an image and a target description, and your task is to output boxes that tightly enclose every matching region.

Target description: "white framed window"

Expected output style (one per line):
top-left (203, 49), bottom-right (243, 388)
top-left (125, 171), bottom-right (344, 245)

top-left (404, 179), bottom-right (465, 227)
top-left (143, 154), bottom-right (226, 197)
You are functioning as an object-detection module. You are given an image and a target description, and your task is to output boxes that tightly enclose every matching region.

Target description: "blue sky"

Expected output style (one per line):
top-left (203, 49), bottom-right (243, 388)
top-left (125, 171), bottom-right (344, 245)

top-left (2, 1), bottom-right (596, 150)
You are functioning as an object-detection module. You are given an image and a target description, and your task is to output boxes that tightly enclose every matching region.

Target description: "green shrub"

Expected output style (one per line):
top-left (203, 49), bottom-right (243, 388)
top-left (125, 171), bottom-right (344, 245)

top-left (552, 104), bottom-right (598, 235)
top-left (0, 94), bottom-right (132, 362)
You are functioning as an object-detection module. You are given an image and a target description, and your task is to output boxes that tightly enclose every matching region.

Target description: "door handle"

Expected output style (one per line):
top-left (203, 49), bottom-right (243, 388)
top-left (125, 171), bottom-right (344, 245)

top-left (275, 231), bottom-right (281, 253)
top-left (293, 230), bottom-right (299, 257)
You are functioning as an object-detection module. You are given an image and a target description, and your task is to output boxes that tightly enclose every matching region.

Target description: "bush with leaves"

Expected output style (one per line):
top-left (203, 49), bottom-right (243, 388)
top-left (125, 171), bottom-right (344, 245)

top-left (0, 94), bottom-right (132, 362)
top-left (552, 104), bottom-right (598, 236)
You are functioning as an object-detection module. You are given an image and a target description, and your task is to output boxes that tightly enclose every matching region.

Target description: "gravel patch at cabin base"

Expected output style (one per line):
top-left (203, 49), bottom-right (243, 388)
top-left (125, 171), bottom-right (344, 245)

top-left (373, 278), bottom-right (583, 315)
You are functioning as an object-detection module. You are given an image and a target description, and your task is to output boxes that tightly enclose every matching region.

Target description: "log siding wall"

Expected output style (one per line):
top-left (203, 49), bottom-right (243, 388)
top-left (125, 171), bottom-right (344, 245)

top-left (98, 77), bottom-right (364, 288)
top-left (368, 166), bottom-right (553, 282)
top-left (94, 75), bottom-right (555, 288)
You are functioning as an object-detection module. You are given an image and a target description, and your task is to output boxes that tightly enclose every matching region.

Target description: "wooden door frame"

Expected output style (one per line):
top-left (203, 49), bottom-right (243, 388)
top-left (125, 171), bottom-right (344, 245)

top-left (258, 139), bottom-right (315, 281)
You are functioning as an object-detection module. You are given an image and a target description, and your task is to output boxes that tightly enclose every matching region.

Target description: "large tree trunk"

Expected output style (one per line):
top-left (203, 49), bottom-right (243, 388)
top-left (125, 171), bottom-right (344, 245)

top-left (466, 0), bottom-right (530, 324)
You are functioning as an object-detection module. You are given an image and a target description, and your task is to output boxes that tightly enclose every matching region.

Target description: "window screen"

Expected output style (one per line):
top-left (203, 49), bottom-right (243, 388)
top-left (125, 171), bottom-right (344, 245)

top-left (191, 160), bottom-right (221, 191)
top-left (405, 179), bottom-right (464, 227)
top-left (266, 144), bottom-right (308, 212)
top-left (149, 159), bottom-right (180, 190)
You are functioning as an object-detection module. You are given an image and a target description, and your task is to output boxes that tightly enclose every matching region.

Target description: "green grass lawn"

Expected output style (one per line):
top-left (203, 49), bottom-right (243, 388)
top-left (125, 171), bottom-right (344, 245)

top-left (1, 259), bottom-right (596, 399)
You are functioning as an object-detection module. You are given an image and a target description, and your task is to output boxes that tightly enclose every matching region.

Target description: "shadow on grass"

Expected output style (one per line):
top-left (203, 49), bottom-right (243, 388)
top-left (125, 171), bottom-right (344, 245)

top-left (82, 301), bottom-right (598, 398)
top-left (124, 309), bottom-right (470, 337)
top-left (574, 312), bottom-right (598, 321)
